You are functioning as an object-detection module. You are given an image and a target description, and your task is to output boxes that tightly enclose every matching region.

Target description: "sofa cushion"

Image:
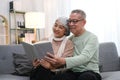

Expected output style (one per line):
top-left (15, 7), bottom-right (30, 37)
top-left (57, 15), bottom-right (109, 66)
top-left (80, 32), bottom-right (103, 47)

top-left (0, 45), bottom-right (26, 74)
top-left (101, 71), bottom-right (120, 80)
top-left (99, 42), bottom-right (120, 72)
top-left (13, 53), bottom-right (33, 76)
top-left (0, 74), bottom-right (29, 80)
top-left (0, 45), bottom-right (15, 74)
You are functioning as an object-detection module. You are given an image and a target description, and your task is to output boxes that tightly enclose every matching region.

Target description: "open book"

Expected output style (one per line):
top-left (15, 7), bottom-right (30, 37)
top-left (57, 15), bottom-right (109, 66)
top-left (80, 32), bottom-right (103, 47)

top-left (21, 41), bottom-right (54, 61)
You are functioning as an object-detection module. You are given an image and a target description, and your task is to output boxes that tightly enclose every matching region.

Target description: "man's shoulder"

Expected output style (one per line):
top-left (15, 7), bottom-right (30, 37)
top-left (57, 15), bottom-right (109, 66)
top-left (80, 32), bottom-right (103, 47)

top-left (86, 31), bottom-right (97, 38)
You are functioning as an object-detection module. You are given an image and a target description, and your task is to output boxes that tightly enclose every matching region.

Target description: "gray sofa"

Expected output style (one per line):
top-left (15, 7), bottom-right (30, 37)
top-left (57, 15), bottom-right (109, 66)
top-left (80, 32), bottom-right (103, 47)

top-left (0, 44), bottom-right (30, 80)
top-left (0, 42), bottom-right (120, 80)
top-left (99, 42), bottom-right (120, 80)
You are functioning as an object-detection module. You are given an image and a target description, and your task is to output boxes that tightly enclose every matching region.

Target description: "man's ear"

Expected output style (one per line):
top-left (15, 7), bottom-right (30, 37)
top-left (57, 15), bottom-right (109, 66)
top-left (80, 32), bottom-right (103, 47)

top-left (82, 19), bottom-right (86, 26)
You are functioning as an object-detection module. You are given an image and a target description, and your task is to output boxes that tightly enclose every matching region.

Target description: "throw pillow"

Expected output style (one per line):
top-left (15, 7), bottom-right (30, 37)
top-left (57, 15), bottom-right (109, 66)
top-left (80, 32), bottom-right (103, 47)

top-left (99, 64), bottom-right (103, 72)
top-left (12, 53), bottom-right (33, 76)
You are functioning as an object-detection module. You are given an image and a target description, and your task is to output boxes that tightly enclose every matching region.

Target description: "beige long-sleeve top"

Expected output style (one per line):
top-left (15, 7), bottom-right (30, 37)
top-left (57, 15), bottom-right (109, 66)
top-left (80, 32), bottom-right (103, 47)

top-left (52, 39), bottom-right (74, 58)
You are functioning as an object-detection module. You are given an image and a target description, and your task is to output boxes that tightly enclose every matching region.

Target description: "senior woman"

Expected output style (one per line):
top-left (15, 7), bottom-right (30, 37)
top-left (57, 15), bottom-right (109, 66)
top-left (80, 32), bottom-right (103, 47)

top-left (30, 17), bottom-right (74, 80)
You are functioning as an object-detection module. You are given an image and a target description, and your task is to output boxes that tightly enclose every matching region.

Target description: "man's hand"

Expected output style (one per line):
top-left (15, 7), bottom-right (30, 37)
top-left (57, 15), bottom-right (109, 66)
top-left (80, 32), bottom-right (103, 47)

top-left (44, 52), bottom-right (66, 68)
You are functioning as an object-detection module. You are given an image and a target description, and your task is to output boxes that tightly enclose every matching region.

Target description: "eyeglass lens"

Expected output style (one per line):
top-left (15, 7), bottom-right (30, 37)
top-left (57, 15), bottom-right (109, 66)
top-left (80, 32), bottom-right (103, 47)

top-left (67, 19), bottom-right (83, 24)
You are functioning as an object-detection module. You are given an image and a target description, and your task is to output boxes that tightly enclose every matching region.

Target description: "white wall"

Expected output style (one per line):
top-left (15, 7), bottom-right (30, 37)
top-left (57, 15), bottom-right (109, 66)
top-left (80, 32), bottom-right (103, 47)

top-left (0, 0), bottom-right (44, 44)
top-left (43, 0), bottom-right (72, 38)
top-left (0, 0), bottom-right (33, 20)
top-left (0, 0), bottom-right (10, 22)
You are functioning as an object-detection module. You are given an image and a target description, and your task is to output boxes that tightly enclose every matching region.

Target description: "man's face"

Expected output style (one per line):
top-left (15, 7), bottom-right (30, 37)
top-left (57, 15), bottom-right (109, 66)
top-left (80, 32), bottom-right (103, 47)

top-left (68, 13), bottom-right (86, 36)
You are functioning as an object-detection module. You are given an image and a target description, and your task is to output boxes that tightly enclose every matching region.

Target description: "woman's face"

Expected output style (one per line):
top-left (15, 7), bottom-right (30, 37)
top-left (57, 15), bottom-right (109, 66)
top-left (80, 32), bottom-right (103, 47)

top-left (53, 20), bottom-right (66, 38)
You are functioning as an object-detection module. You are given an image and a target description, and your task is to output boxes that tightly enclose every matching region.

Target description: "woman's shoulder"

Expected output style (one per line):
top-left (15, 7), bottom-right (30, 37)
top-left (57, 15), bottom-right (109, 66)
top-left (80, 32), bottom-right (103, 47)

top-left (66, 38), bottom-right (73, 45)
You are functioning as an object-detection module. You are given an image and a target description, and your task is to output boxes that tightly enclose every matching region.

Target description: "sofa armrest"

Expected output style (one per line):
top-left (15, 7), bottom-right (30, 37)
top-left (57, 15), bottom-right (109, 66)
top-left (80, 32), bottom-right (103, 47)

top-left (119, 57), bottom-right (120, 70)
top-left (99, 42), bottom-right (120, 72)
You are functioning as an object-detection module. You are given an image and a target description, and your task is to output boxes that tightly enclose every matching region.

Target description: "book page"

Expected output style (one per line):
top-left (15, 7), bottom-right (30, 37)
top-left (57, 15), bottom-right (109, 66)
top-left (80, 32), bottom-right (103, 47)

top-left (21, 41), bottom-right (53, 61)
top-left (34, 42), bottom-right (54, 59)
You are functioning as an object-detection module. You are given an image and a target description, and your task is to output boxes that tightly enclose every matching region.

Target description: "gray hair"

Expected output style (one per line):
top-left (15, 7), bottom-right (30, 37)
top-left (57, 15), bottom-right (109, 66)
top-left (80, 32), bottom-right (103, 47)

top-left (71, 9), bottom-right (86, 19)
top-left (56, 17), bottom-right (70, 36)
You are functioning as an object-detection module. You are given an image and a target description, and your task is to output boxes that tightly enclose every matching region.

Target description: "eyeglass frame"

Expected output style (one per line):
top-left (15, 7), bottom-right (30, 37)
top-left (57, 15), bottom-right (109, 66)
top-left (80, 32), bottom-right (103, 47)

top-left (67, 19), bottom-right (84, 24)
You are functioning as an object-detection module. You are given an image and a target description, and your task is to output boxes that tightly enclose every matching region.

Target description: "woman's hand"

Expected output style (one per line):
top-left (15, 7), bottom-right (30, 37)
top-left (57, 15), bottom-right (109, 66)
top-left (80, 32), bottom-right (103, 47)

top-left (44, 52), bottom-right (66, 68)
top-left (32, 58), bottom-right (54, 69)
top-left (40, 59), bottom-right (54, 69)
top-left (32, 59), bottom-right (41, 68)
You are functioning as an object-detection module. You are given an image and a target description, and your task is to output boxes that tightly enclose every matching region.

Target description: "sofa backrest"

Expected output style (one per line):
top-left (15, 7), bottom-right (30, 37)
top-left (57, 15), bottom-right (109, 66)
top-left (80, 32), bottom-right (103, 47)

top-left (0, 42), bottom-right (119, 73)
top-left (0, 44), bottom-right (25, 74)
top-left (99, 42), bottom-right (120, 72)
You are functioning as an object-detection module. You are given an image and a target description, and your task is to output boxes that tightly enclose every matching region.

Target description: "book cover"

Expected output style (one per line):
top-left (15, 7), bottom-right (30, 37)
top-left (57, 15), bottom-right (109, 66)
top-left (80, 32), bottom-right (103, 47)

top-left (21, 41), bottom-right (53, 61)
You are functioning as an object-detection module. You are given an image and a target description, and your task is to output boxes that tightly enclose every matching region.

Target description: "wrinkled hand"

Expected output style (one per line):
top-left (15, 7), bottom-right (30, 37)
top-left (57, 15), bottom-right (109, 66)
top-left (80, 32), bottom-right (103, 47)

top-left (44, 52), bottom-right (66, 68)
top-left (32, 59), bottom-right (41, 68)
top-left (40, 59), bottom-right (54, 69)
top-left (32, 59), bottom-right (54, 69)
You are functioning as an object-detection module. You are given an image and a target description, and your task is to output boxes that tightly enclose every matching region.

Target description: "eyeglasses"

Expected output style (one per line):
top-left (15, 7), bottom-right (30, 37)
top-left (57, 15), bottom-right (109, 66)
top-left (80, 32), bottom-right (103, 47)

top-left (67, 19), bottom-right (84, 24)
